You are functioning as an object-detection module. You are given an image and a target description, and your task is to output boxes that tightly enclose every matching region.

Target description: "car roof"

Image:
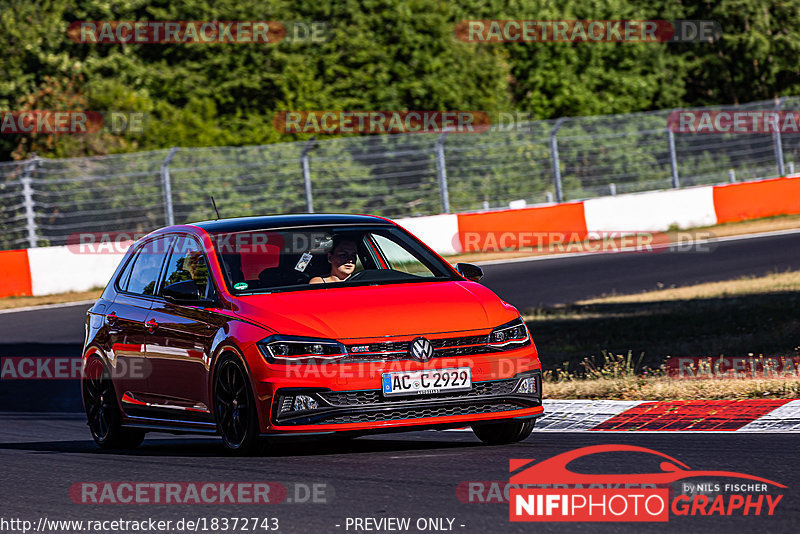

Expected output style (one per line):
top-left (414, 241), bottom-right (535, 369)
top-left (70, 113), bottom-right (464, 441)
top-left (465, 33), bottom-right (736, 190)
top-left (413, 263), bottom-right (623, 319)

top-left (189, 213), bottom-right (394, 233)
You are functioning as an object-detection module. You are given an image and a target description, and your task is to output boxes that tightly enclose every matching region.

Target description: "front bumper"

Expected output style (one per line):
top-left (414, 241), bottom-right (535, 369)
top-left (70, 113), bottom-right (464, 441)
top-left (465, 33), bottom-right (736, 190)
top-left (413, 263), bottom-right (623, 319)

top-left (264, 371), bottom-right (542, 434)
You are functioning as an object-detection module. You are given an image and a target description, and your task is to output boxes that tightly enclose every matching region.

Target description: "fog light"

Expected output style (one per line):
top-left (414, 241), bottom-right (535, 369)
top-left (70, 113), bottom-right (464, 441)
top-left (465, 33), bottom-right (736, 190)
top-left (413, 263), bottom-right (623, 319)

top-left (277, 395), bottom-right (294, 415)
top-left (293, 395), bottom-right (319, 411)
top-left (516, 377), bottom-right (537, 394)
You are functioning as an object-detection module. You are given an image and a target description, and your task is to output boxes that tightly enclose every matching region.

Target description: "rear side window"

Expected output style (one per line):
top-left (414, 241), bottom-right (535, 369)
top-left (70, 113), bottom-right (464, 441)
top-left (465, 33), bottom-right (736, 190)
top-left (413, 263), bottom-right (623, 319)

top-left (120, 236), bottom-right (173, 296)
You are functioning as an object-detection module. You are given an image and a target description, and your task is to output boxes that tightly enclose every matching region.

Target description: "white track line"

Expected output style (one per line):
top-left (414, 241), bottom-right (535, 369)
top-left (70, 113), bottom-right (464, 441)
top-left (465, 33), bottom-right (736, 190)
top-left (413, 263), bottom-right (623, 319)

top-left (738, 400), bottom-right (800, 432)
top-left (0, 299), bottom-right (96, 315)
top-left (534, 400), bottom-right (643, 431)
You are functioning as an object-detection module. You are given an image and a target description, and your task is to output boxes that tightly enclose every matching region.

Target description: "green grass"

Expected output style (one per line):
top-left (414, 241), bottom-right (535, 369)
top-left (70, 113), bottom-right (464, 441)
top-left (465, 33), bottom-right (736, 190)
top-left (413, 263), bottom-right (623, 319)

top-left (525, 291), bottom-right (800, 373)
top-left (524, 271), bottom-right (800, 399)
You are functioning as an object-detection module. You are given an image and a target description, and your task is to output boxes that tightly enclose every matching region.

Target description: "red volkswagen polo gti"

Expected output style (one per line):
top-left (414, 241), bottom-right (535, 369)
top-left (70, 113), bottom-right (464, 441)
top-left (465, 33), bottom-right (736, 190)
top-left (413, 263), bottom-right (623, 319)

top-left (81, 214), bottom-right (543, 453)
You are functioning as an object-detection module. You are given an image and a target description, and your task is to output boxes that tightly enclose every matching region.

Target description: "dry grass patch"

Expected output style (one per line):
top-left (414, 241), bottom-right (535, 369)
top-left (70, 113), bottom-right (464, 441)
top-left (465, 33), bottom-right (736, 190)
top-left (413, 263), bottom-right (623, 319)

top-left (540, 352), bottom-right (800, 400)
top-left (523, 270), bottom-right (800, 374)
top-left (577, 270), bottom-right (800, 304)
top-left (544, 376), bottom-right (800, 400)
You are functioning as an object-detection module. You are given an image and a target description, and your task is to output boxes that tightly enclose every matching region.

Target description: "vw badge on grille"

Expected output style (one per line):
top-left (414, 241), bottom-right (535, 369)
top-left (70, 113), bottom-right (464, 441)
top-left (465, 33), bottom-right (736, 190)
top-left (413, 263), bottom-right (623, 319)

top-left (409, 337), bottom-right (433, 362)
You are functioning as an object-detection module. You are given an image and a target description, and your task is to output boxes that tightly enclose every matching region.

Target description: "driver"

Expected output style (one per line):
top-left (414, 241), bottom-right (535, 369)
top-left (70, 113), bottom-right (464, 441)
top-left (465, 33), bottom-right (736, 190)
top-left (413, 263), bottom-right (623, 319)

top-left (309, 237), bottom-right (359, 284)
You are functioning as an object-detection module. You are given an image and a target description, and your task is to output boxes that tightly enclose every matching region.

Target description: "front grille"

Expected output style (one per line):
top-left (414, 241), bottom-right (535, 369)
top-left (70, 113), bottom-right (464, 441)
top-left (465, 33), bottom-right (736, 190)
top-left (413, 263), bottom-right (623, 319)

top-left (343, 333), bottom-right (491, 361)
top-left (323, 402), bottom-right (522, 424)
top-left (431, 335), bottom-right (488, 348)
top-left (318, 378), bottom-right (519, 407)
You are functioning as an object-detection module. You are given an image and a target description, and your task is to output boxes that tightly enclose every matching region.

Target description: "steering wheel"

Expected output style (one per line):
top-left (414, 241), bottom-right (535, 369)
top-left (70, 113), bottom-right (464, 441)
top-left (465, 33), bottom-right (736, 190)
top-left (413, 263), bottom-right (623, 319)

top-left (346, 270), bottom-right (368, 282)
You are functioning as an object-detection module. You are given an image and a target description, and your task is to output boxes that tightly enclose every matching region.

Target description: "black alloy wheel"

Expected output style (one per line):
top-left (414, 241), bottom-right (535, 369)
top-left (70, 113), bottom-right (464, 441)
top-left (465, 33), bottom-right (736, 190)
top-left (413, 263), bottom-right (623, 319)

top-left (83, 357), bottom-right (144, 449)
top-left (214, 355), bottom-right (260, 454)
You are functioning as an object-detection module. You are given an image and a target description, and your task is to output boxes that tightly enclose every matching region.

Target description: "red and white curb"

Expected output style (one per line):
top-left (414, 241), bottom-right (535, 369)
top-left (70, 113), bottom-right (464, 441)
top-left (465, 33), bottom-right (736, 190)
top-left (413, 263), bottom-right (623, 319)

top-left (533, 399), bottom-right (800, 432)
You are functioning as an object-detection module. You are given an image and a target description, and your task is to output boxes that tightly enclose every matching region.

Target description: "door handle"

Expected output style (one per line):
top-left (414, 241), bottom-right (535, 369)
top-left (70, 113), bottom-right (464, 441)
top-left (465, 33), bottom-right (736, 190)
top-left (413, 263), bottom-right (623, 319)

top-left (106, 312), bottom-right (118, 325)
top-left (145, 318), bottom-right (159, 333)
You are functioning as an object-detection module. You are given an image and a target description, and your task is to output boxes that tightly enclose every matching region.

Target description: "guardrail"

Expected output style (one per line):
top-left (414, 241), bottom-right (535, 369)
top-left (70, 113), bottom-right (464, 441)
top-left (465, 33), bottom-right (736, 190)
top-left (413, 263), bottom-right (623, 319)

top-left (3, 174), bottom-right (800, 299)
top-left (2, 96), bottom-right (800, 251)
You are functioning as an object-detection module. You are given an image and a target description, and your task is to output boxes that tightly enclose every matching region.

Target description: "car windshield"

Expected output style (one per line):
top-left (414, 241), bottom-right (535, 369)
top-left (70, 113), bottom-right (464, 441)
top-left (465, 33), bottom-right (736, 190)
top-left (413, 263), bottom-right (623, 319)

top-left (211, 225), bottom-right (458, 294)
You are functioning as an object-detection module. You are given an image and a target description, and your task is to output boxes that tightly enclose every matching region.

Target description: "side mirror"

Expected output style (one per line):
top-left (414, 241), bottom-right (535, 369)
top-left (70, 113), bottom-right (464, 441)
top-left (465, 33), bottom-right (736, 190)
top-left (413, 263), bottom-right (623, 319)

top-left (455, 263), bottom-right (484, 282)
top-left (163, 280), bottom-right (203, 304)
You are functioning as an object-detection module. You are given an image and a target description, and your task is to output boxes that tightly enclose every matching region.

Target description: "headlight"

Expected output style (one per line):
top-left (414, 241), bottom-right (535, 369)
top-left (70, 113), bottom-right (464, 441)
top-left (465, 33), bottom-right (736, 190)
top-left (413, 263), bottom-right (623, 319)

top-left (488, 318), bottom-right (530, 350)
top-left (258, 335), bottom-right (348, 364)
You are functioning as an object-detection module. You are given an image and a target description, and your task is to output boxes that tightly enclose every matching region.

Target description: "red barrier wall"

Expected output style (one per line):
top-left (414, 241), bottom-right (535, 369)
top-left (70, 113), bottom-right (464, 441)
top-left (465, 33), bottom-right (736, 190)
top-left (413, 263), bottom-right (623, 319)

top-left (0, 249), bottom-right (32, 298)
top-left (457, 202), bottom-right (587, 252)
top-left (713, 176), bottom-right (800, 223)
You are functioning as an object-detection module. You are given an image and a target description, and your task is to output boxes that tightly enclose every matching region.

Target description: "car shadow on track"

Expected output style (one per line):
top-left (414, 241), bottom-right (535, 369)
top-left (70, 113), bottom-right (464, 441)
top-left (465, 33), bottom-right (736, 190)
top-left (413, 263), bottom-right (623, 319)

top-left (0, 432), bottom-right (487, 458)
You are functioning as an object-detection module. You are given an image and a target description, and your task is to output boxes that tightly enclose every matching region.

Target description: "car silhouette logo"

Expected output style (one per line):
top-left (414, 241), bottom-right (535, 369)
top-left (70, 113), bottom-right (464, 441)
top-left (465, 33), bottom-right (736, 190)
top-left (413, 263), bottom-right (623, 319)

top-left (510, 444), bottom-right (786, 487)
top-left (409, 337), bottom-right (433, 362)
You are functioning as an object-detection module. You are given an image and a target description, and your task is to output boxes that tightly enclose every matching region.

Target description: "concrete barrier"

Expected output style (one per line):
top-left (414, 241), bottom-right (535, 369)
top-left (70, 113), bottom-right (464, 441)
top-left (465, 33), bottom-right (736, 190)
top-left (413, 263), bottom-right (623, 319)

top-left (3, 175), bottom-right (800, 297)
top-left (393, 214), bottom-right (462, 255)
top-left (583, 186), bottom-right (717, 232)
top-left (27, 246), bottom-right (126, 296)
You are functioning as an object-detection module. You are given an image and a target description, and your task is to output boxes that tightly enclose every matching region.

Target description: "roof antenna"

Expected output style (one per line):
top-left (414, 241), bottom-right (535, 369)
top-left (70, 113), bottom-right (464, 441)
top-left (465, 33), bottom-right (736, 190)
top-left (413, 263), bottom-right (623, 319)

top-left (210, 196), bottom-right (221, 220)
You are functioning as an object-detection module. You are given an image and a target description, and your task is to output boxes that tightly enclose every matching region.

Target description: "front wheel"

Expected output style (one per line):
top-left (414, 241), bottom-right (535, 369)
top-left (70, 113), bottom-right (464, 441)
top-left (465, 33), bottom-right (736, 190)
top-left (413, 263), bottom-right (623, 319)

top-left (472, 419), bottom-right (535, 445)
top-left (214, 355), bottom-right (261, 455)
top-left (82, 357), bottom-right (145, 450)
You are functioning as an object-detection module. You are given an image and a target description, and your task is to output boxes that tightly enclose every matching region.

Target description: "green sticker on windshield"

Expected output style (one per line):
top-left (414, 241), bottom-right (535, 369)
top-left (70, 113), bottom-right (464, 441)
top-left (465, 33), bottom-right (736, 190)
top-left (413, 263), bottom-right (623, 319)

top-left (234, 282), bottom-right (248, 290)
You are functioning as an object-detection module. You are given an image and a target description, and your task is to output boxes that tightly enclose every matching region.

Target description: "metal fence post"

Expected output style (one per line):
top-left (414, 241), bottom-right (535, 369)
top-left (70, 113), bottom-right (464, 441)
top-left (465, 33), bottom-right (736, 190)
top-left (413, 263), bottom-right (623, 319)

top-left (773, 97), bottom-right (786, 176)
top-left (301, 137), bottom-right (317, 213)
top-left (435, 132), bottom-right (450, 214)
top-left (160, 147), bottom-right (179, 225)
top-left (549, 118), bottom-right (566, 202)
top-left (667, 127), bottom-right (679, 188)
top-left (21, 153), bottom-right (39, 248)
top-left (728, 169), bottom-right (736, 183)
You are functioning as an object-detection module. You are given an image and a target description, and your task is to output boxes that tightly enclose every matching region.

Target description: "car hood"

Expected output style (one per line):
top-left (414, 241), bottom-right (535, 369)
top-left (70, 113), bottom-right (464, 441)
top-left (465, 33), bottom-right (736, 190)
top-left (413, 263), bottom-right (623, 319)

top-left (231, 281), bottom-right (518, 339)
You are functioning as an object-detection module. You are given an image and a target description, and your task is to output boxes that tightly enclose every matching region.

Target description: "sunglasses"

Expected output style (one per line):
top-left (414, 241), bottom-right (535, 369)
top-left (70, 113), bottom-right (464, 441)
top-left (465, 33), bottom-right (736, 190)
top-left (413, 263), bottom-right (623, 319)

top-left (332, 252), bottom-right (358, 261)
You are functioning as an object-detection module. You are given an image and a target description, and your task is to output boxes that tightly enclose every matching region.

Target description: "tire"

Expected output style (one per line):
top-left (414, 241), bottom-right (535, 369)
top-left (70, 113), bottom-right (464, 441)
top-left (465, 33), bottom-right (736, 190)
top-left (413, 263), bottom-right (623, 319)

top-left (82, 357), bottom-right (145, 450)
top-left (214, 355), bottom-right (261, 455)
top-left (471, 418), bottom-right (535, 445)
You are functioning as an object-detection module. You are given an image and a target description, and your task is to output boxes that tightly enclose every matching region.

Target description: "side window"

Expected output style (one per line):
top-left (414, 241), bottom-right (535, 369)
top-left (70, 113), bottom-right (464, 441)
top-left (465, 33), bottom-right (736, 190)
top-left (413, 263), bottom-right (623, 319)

top-left (370, 233), bottom-right (436, 277)
top-left (116, 253), bottom-right (137, 291)
top-left (125, 236), bottom-right (173, 296)
top-left (161, 236), bottom-right (210, 297)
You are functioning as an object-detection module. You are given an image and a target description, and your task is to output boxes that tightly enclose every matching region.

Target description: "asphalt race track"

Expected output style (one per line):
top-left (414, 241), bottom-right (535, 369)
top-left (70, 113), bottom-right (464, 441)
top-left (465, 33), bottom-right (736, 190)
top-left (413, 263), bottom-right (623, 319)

top-left (480, 229), bottom-right (800, 309)
top-left (0, 413), bottom-right (797, 534)
top-left (1, 230), bottom-right (799, 533)
top-left (4, 229), bottom-right (800, 346)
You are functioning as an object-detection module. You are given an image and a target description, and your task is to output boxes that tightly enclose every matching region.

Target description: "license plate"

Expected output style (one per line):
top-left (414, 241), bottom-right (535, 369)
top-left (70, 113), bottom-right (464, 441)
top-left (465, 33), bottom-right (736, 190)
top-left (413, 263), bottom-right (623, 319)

top-left (381, 367), bottom-right (471, 397)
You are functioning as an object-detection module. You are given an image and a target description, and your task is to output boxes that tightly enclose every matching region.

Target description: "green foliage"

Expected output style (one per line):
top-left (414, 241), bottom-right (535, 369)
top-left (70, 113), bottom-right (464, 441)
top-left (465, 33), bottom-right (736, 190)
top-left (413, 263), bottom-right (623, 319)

top-left (1, 0), bottom-right (799, 240)
top-left (3, 0), bottom-right (797, 162)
